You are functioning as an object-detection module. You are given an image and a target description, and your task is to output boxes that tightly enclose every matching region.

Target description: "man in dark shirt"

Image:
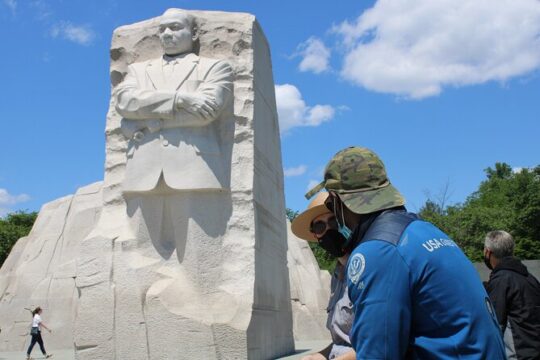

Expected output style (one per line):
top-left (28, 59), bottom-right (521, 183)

top-left (484, 230), bottom-right (540, 360)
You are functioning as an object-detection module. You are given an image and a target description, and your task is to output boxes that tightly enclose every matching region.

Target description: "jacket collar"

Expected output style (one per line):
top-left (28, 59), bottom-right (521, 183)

top-left (146, 52), bottom-right (199, 91)
top-left (492, 256), bottom-right (529, 277)
top-left (350, 207), bottom-right (408, 248)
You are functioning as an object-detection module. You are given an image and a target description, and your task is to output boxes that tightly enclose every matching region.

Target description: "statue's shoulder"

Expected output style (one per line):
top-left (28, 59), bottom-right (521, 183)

top-left (128, 58), bottom-right (159, 73)
top-left (197, 56), bottom-right (232, 73)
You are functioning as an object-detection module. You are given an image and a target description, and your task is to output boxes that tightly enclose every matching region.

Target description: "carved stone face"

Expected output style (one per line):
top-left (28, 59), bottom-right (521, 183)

top-left (159, 11), bottom-right (194, 56)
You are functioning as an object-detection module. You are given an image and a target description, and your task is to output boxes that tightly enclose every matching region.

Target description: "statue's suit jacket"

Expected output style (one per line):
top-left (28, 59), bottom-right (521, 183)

top-left (115, 53), bottom-right (233, 192)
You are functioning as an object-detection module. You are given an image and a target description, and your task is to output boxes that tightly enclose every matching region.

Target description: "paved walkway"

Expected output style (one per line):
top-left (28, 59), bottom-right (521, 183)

top-left (0, 340), bottom-right (328, 359)
top-left (0, 349), bottom-right (74, 360)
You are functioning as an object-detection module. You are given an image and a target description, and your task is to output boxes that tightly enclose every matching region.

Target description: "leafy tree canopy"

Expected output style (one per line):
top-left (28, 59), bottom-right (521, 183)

top-left (0, 211), bottom-right (38, 267)
top-left (420, 163), bottom-right (540, 262)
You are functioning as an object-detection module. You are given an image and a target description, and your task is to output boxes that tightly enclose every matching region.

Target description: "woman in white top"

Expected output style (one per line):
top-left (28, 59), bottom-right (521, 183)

top-left (26, 307), bottom-right (52, 359)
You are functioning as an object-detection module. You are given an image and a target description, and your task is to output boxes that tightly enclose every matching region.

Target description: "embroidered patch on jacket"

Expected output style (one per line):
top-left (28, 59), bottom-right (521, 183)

top-left (348, 253), bottom-right (366, 285)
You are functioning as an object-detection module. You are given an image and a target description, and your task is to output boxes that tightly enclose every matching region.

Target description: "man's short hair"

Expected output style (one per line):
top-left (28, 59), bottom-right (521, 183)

top-left (161, 9), bottom-right (196, 33)
top-left (485, 230), bottom-right (515, 258)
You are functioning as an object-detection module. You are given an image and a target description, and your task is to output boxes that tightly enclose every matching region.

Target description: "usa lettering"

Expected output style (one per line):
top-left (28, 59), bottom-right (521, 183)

top-left (422, 238), bottom-right (456, 252)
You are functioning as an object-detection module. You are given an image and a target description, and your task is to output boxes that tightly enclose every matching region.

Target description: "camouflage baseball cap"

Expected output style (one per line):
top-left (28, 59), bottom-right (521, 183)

top-left (305, 146), bottom-right (405, 214)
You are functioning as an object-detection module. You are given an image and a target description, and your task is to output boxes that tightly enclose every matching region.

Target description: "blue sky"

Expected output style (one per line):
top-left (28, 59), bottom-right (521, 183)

top-left (1, 0), bottom-right (539, 217)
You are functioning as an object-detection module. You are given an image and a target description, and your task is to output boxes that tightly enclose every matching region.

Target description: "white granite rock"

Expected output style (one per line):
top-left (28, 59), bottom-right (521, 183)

top-left (0, 182), bottom-right (103, 352)
top-left (0, 183), bottom-right (333, 356)
top-left (287, 222), bottom-right (332, 341)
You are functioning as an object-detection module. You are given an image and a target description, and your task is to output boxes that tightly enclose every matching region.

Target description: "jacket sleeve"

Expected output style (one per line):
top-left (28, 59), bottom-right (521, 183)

top-left (115, 64), bottom-right (177, 121)
top-left (115, 60), bottom-right (233, 127)
top-left (171, 60), bottom-right (233, 126)
top-left (486, 274), bottom-right (509, 332)
top-left (347, 241), bottom-right (411, 359)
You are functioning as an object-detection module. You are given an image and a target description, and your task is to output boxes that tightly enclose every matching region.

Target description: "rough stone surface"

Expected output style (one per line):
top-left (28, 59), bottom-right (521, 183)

top-left (0, 183), bottom-right (102, 352)
top-left (0, 183), bottom-right (333, 356)
top-left (79, 9), bottom-right (294, 360)
top-left (0, 9), bottom-right (334, 359)
top-left (287, 222), bottom-right (331, 341)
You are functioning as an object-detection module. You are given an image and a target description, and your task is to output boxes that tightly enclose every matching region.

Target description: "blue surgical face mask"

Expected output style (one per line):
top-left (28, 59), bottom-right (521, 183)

top-left (338, 222), bottom-right (353, 241)
top-left (334, 196), bottom-right (354, 242)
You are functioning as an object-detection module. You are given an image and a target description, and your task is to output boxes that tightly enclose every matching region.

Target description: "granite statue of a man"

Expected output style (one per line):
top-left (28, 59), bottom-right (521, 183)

top-left (116, 8), bottom-right (233, 191)
top-left (115, 9), bottom-right (233, 271)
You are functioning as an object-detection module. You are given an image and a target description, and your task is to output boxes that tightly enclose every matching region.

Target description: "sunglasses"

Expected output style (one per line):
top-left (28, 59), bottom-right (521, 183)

top-left (310, 217), bottom-right (338, 236)
top-left (325, 199), bottom-right (334, 213)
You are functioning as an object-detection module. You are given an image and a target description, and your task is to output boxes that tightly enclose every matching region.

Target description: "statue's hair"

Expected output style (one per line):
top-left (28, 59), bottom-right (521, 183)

top-left (485, 230), bottom-right (514, 258)
top-left (161, 9), bottom-right (197, 33)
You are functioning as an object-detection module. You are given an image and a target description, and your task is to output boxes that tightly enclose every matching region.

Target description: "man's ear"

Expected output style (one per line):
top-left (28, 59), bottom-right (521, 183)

top-left (191, 23), bottom-right (199, 42)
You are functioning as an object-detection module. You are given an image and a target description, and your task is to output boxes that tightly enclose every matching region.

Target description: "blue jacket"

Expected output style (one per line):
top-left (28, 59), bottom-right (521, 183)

top-left (346, 210), bottom-right (506, 359)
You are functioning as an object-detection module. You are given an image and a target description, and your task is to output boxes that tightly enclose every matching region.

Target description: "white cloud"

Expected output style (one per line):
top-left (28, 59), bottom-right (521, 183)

top-left (0, 188), bottom-right (30, 216)
top-left (275, 84), bottom-right (336, 132)
top-left (307, 104), bottom-right (335, 125)
top-left (3, 0), bottom-right (16, 13)
top-left (284, 165), bottom-right (307, 177)
top-left (513, 167), bottom-right (526, 174)
top-left (30, 0), bottom-right (54, 21)
top-left (0, 188), bottom-right (30, 205)
top-left (51, 22), bottom-right (96, 46)
top-left (333, 0), bottom-right (540, 99)
top-left (297, 37), bottom-right (331, 74)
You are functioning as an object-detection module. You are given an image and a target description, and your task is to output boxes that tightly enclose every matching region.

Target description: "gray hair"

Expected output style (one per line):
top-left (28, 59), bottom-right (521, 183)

top-left (485, 230), bottom-right (514, 258)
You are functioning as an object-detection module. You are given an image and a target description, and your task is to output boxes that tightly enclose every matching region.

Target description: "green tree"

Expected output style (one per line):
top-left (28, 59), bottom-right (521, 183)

top-left (285, 208), bottom-right (299, 222)
top-left (307, 243), bottom-right (337, 271)
top-left (420, 163), bottom-right (540, 262)
top-left (0, 211), bottom-right (38, 267)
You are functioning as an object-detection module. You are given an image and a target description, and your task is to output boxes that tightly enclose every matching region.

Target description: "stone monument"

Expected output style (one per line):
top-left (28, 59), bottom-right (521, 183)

top-left (0, 9), bottom-right (304, 359)
top-left (0, 185), bottom-right (333, 357)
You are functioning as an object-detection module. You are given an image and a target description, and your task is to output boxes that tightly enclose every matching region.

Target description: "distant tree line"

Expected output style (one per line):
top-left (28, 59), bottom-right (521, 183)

top-left (419, 163), bottom-right (540, 262)
top-left (0, 211), bottom-right (38, 267)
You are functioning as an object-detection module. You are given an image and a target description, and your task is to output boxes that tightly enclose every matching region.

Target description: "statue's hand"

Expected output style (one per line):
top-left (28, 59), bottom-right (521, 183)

top-left (176, 93), bottom-right (218, 121)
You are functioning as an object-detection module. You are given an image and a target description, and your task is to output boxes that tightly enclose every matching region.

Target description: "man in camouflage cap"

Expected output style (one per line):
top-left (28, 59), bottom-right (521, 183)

top-left (306, 146), bottom-right (506, 359)
top-left (305, 146), bottom-right (405, 215)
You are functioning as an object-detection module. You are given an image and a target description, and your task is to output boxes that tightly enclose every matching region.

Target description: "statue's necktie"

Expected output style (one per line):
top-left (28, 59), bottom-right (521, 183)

top-left (163, 61), bottom-right (174, 80)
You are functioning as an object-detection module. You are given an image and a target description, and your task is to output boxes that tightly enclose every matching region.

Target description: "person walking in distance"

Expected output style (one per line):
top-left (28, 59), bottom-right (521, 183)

top-left (27, 307), bottom-right (52, 359)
